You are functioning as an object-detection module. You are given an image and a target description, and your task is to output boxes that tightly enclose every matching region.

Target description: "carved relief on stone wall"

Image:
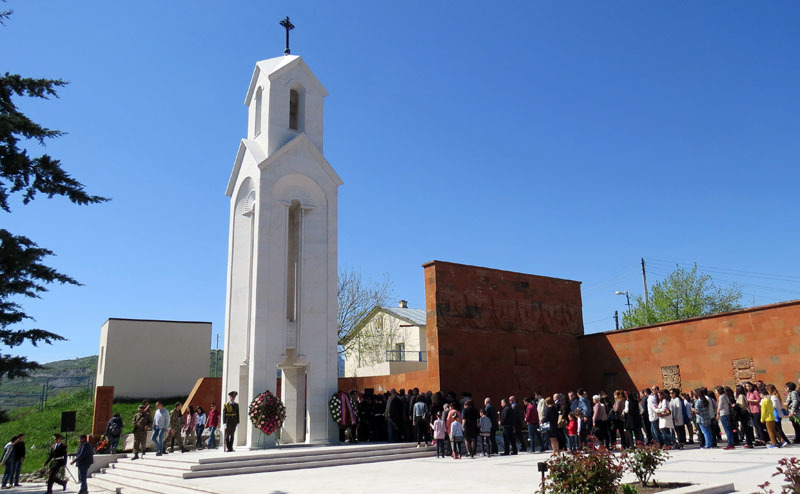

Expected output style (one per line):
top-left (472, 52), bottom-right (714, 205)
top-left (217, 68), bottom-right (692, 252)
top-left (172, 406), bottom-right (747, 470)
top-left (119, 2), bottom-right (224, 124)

top-left (492, 297), bottom-right (520, 330)
top-left (465, 292), bottom-right (491, 329)
top-left (661, 365), bottom-right (681, 390)
top-left (731, 357), bottom-right (755, 383)
top-left (435, 286), bottom-right (582, 336)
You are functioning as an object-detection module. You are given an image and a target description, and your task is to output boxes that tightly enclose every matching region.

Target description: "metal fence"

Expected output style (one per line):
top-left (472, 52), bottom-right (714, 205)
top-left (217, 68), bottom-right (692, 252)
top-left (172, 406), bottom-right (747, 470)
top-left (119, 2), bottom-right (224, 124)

top-left (0, 375), bottom-right (94, 411)
top-left (385, 350), bottom-right (426, 362)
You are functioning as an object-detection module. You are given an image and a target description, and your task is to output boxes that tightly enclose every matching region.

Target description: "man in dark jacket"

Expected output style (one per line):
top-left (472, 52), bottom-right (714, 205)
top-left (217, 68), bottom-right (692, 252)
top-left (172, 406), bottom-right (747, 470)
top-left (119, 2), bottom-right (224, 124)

top-left (484, 397), bottom-right (499, 454)
top-left (384, 389), bottom-right (403, 442)
top-left (70, 434), bottom-right (94, 494)
top-left (105, 413), bottom-right (123, 454)
top-left (500, 399), bottom-right (518, 455)
top-left (509, 395), bottom-right (528, 453)
top-left (44, 434), bottom-right (67, 493)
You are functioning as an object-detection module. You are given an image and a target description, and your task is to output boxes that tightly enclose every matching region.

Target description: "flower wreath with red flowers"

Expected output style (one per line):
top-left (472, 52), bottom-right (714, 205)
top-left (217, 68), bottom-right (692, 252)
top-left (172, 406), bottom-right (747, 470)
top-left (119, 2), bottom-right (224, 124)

top-left (249, 390), bottom-right (286, 435)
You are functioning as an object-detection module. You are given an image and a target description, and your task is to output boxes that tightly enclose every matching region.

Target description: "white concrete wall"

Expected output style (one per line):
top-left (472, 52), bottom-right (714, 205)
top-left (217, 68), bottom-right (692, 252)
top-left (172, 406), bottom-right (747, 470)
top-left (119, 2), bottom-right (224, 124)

top-left (96, 319), bottom-right (211, 398)
top-left (343, 310), bottom-right (426, 378)
top-left (347, 360), bottom-right (427, 378)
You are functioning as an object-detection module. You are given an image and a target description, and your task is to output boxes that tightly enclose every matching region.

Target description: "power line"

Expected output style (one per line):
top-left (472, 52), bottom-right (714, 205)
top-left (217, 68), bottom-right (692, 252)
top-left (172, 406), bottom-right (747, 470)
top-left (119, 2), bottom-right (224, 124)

top-left (582, 268), bottom-right (641, 294)
top-left (646, 264), bottom-right (800, 296)
top-left (646, 257), bottom-right (800, 283)
top-left (583, 316), bottom-right (614, 326)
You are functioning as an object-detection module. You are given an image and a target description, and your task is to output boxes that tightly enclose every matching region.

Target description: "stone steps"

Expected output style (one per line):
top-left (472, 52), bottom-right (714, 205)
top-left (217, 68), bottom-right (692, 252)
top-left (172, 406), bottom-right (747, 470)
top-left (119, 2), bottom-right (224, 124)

top-left (89, 442), bottom-right (435, 492)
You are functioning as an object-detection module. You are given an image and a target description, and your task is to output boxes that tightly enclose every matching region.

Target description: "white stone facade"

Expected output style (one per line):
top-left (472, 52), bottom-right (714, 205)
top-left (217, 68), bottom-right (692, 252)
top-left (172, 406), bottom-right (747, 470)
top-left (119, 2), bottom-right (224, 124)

top-left (343, 306), bottom-right (427, 378)
top-left (222, 55), bottom-right (341, 447)
top-left (95, 318), bottom-right (211, 398)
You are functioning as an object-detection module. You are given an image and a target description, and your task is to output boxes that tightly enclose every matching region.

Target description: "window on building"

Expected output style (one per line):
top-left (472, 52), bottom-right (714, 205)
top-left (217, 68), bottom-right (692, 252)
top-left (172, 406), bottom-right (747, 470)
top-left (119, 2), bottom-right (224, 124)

top-left (286, 200), bottom-right (301, 321)
top-left (394, 342), bottom-right (405, 361)
top-left (289, 89), bottom-right (299, 130)
top-left (254, 87), bottom-right (262, 136)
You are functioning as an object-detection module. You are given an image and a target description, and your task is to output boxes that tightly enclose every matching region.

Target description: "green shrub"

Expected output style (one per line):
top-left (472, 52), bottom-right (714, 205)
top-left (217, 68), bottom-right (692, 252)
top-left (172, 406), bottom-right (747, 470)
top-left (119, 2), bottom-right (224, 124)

top-left (625, 444), bottom-right (670, 487)
top-left (621, 484), bottom-right (638, 494)
top-left (545, 448), bottom-right (625, 494)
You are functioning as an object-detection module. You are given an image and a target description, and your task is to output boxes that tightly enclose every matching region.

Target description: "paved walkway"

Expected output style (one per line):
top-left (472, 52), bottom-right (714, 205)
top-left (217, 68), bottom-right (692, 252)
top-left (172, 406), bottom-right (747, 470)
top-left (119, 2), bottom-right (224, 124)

top-left (3, 443), bottom-right (797, 493)
top-left (181, 443), bottom-right (798, 494)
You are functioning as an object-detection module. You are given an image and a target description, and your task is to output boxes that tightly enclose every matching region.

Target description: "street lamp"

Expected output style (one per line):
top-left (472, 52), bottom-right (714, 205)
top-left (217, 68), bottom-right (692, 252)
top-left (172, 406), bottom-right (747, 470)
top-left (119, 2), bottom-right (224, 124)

top-left (615, 291), bottom-right (631, 312)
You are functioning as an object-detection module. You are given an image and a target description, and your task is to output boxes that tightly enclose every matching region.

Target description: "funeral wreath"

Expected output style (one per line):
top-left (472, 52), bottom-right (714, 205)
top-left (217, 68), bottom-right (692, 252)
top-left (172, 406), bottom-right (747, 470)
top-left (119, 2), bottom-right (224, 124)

top-left (249, 390), bottom-right (286, 435)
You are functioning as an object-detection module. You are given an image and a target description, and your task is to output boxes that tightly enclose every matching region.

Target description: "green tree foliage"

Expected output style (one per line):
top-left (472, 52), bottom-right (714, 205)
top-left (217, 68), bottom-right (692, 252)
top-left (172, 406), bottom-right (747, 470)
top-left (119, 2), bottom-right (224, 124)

top-left (1, 12), bottom-right (108, 382)
top-left (621, 263), bottom-right (742, 329)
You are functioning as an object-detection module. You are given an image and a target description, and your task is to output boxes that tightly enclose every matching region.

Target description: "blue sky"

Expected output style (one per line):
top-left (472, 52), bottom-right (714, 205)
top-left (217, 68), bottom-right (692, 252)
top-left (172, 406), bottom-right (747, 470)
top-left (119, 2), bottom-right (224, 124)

top-left (3, 1), bottom-right (800, 364)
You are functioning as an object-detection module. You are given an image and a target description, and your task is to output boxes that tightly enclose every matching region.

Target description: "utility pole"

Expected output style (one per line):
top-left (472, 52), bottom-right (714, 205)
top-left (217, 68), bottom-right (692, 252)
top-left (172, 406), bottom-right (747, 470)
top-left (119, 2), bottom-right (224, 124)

top-left (614, 310), bottom-right (619, 330)
top-left (213, 334), bottom-right (219, 377)
top-left (641, 258), bottom-right (649, 324)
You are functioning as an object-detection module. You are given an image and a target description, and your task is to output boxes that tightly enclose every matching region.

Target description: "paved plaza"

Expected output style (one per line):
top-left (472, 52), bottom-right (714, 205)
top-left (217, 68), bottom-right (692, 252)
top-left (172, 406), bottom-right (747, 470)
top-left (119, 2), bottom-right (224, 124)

top-left (181, 446), bottom-right (793, 494)
top-left (3, 443), bottom-right (797, 494)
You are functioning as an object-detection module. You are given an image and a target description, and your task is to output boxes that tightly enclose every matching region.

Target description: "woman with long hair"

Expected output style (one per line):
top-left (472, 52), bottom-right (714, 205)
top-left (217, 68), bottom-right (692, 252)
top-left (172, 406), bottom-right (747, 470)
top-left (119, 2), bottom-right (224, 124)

top-left (692, 388), bottom-right (713, 449)
top-left (592, 395), bottom-right (609, 448)
top-left (745, 381), bottom-right (766, 443)
top-left (785, 382), bottom-right (800, 443)
top-left (714, 386), bottom-right (735, 449)
top-left (766, 384), bottom-right (790, 447)
top-left (543, 397), bottom-right (560, 453)
top-left (655, 390), bottom-right (675, 448)
top-left (624, 389), bottom-right (644, 446)
top-left (734, 384), bottom-right (754, 448)
top-left (609, 390), bottom-right (627, 449)
top-left (195, 406), bottom-right (206, 450)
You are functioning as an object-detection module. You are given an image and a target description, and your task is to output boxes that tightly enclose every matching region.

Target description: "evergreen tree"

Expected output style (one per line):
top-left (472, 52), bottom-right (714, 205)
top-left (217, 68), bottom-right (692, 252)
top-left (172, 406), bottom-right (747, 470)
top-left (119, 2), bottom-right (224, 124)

top-left (621, 263), bottom-right (742, 329)
top-left (1, 12), bottom-right (108, 381)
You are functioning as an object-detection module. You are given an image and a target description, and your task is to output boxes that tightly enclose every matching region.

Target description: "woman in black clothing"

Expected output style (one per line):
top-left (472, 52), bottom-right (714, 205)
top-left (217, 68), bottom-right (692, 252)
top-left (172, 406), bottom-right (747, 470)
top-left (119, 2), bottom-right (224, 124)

top-left (543, 396), bottom-right (560, 453)
top-left (625, 390), bottom-right (644, 445)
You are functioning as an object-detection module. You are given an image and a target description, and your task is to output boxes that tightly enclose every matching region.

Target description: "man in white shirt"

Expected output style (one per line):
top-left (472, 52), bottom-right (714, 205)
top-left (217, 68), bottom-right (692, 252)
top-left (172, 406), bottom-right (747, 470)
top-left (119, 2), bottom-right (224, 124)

top-left (152, 401), bottom-right (170, 456)
top-left (646, 387), bottom-right (662, 446)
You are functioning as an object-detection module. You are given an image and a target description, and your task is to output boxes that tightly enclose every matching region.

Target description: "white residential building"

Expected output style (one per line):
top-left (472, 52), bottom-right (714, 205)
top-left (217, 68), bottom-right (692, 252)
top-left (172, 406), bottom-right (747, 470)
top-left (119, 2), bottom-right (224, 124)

top-left (343, 301), bottom-right (427, 377)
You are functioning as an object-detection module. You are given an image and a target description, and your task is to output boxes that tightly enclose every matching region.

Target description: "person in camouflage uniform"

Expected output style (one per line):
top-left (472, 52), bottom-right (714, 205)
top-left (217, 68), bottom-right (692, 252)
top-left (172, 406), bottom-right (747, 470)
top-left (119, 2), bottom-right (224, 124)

top-left (131, 405), bottom-right (152, 460)
top-left (167, 402), bottom-right (187, 453)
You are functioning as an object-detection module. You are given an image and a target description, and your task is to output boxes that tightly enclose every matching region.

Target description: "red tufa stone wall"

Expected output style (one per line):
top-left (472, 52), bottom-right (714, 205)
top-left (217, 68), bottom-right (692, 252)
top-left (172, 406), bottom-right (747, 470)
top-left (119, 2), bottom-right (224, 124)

top-left (92, 386), bottom-right (114, 436)
top-left (182, 377), bottom-right (222, 414)
top-left (339, 261), bottom-right (584, 402)
top-left (579, 300), bottom-right (800, 393)
top-left (430, 261), bottom-right (584, 404)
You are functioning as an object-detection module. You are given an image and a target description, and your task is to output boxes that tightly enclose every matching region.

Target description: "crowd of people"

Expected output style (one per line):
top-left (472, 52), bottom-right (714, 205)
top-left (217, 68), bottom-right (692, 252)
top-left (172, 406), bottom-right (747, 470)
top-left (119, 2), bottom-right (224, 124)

top-left (1, 432), bottom-right (93, 494)
top-left (3, 379), bottom-right (796, 492)
top-left (110, 391), bottom-right (243, 459)
top-left (0, 391), bottom-right (245, 493)
top-left (335, 377), bottom-right (800, 458)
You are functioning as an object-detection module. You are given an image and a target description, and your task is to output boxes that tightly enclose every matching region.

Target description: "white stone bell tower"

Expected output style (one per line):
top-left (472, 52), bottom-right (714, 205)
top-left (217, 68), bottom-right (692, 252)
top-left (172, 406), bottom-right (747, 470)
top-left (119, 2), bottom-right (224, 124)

top-left (222, 54), bottom-right (342, 447)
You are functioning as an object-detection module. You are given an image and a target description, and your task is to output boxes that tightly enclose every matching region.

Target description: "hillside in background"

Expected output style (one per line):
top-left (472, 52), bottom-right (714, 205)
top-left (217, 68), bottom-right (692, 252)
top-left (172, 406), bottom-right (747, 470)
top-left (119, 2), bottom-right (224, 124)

top-left (1, 351), bottom-right (225, 410)
top-left (1, 350), bottom-right (342, 409)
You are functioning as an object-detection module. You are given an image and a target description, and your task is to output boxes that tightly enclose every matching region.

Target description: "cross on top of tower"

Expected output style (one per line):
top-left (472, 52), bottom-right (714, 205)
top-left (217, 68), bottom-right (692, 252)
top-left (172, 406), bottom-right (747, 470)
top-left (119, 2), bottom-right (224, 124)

top-left (280, 16), bottom-right (295, 55)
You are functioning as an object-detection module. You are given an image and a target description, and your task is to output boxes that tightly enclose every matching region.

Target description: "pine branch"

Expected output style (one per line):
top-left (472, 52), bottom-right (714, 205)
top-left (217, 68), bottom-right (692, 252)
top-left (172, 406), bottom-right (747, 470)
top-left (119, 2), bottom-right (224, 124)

top-left (0, 73), bottom-right (109, 212)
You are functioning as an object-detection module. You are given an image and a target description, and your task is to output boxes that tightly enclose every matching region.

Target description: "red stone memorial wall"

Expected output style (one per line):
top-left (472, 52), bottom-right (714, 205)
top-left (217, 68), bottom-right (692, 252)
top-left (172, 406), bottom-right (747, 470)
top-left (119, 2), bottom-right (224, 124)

top-left (339, 261), bottom-right (585, 402)
top-left (428, 261), bottom-right (584, 404)
top-left (579, 300), bottom-right (800, 393)
top-left (182, 377), bottom-right (222, 414)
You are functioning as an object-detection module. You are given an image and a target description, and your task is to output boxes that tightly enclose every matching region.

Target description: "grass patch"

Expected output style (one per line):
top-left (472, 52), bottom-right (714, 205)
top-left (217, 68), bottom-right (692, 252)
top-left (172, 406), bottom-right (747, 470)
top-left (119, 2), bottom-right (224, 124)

top-left (0, 391), bottom-right (187, 473)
